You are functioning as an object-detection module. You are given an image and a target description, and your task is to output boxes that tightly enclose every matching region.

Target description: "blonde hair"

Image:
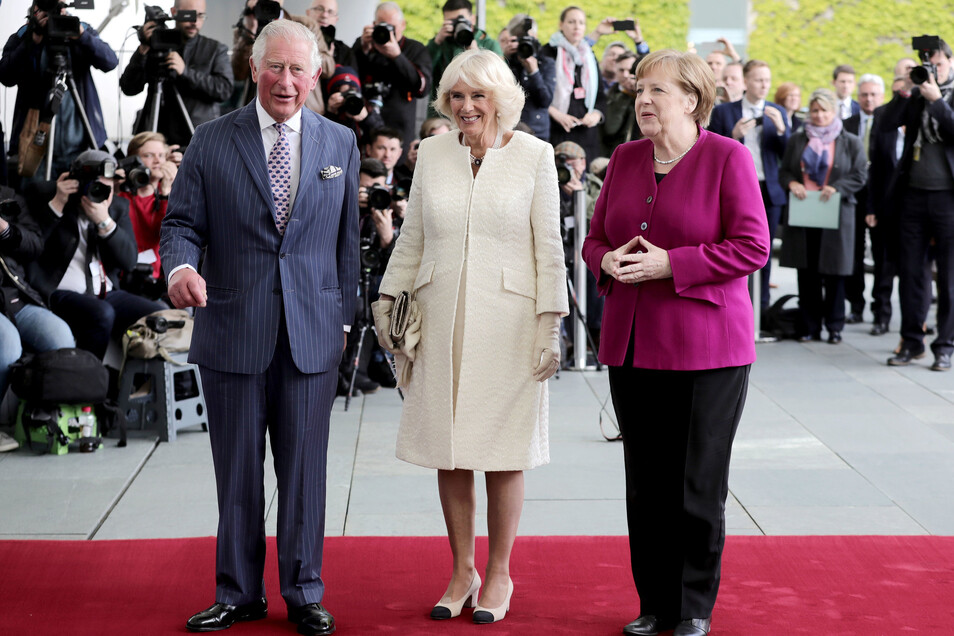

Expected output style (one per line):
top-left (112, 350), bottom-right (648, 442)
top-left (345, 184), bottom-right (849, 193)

top-left (808, 88), bottom-right (838, 113)
top-left (635, 49), bottom-right (716, 127)
top-left (127, 131), bottom-right (167, 158)
top-left (433, 49), bottom-right (525, 131)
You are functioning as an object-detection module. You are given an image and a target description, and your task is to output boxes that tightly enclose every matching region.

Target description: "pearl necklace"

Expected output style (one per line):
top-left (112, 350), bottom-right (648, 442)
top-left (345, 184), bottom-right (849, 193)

top-left (468, 127), bottom-right (504, 166)
top-left (653, 132), bottom-right (700, 165)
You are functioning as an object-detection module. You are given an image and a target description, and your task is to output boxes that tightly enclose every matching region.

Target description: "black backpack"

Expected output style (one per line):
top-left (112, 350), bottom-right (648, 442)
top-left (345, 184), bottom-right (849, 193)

top-left (763, 294), bottom-right (800, 340)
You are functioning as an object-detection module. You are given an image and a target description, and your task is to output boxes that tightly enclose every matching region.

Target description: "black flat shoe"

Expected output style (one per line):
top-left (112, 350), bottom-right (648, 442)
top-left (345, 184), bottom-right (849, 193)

top-left (288, 603), bottom-right (335, 635)
top-left (887, 346), bottom-right (926, 366)
top-left (870, 322), bottom-right (888, 336)
top-left (796, 333), bottom-right (821, 342)
top-left (828, 331), bottom-right (842, 344)
top-left (931, 352), bottom-right (952, 371)
top-left (845, 312), bottom-right (864, 324)
top-left (674, 617), bottom-right (711, 636)
top-left (623, 614), bottom-right (664, 635)
top-left (186, 598), bottom-right (267, 632)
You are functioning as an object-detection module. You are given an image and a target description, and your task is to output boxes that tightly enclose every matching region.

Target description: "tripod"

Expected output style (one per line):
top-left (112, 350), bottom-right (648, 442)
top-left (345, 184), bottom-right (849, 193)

top-left (43, 50), bottom-right (98, 180)
top-left (145, 73), bottom-right (194, 138)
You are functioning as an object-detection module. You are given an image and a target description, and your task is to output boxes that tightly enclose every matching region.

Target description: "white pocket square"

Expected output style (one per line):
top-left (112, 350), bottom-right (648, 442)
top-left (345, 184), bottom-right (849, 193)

top-left (320, 166), bottom-right (343, 180)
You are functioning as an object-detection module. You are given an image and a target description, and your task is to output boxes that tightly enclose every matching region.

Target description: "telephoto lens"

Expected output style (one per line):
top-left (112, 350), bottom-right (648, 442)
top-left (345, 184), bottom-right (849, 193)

top-left (372, 22), bottom-right (395, 45)
top-left (452, 16), bottom-right (474, 47)
top-left (341, 90), bottom-right (365, 116)
top-left (367, 184), bottom-right (393, 210)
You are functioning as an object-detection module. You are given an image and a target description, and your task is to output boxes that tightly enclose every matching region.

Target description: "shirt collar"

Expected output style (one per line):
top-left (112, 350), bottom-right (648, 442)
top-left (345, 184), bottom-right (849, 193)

top-left (255, 98), bottom-right (303, 135)
top-left (742, 96), bottom-right (764, 111)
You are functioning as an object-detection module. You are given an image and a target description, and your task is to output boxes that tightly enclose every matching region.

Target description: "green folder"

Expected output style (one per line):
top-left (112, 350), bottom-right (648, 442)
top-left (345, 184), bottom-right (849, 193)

top-left (788, 190), bottom-right (841, 229)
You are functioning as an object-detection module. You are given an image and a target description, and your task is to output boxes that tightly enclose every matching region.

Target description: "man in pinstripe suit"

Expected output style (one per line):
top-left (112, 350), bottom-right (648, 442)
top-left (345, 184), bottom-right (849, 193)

top-left (160, 19), bottom-right (358, 635)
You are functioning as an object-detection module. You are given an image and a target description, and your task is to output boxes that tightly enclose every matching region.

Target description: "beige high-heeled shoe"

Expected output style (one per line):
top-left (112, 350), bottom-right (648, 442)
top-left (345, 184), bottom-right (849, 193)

top-left (430, 572), bottom-right (481, 620)
top-left (472, 577), bottom-right (513, 624)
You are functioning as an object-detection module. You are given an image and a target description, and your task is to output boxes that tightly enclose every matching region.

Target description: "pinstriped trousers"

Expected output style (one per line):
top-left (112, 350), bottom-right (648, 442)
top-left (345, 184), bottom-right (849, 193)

top-left (199, 321), bottom-right (337, 609)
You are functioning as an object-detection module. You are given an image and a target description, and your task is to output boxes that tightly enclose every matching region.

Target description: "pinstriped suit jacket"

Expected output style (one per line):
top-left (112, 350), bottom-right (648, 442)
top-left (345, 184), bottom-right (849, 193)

top-left (160, 101), bottom-right (360, 374)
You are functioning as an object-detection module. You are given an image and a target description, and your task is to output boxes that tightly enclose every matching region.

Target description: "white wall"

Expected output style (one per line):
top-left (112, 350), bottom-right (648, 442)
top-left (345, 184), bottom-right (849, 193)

top-left (0, 0), bottom-right (377, 154)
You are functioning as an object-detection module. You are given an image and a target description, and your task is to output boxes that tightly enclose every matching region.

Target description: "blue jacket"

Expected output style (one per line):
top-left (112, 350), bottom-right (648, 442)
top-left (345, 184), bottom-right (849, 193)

top-left (507, 53), bottom-right (556, 141)
top-left (0, 23), bottom-right (118, 155)
top-left (708, 99), bottom-right (791, 207)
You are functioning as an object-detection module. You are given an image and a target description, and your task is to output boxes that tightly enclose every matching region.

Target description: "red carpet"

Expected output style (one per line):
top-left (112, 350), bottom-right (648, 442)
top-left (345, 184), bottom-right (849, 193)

top-left (1, 535), bottom-right (952, 635)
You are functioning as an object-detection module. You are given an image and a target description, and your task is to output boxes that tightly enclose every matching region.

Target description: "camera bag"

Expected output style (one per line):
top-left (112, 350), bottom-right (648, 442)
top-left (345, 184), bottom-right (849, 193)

top-left (10, 347), bottom-right (109, 404)
top-left (122, 308), bottom-right (194, 364)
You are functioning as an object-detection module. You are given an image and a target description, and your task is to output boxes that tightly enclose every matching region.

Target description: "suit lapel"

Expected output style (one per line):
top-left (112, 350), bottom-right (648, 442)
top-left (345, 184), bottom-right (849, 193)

top-left (233, 102), bottom-right (274, 213)
top-left (291, 110), bottom-right (329, 219)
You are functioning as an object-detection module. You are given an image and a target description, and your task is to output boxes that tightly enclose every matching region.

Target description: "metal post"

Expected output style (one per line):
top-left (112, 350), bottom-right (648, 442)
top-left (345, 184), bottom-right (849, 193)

top-left (475, 0), bottom-right (486, 30)
top-left (44, 116), bottom-right (57, 181)
top-left (573, 188), bottom-right (588, 369)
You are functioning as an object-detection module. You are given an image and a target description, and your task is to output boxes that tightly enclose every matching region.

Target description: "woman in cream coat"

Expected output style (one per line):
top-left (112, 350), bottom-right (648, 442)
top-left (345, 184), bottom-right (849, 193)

top-left (374, 49), bottom-right (568, 624)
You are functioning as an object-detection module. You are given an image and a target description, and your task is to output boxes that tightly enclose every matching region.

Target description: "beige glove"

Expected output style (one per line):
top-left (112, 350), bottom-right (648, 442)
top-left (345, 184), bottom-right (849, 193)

top-left (400, 300), bottom-right (422, 361)
top-left (532, 312), bottom-right (562, 382)
top-left (371, 299), bottom-right (397, 353)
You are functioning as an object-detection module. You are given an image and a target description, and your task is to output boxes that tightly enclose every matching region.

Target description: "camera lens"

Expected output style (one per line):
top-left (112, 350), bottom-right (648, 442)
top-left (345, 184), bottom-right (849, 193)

top-left (910, 65), bottom-right (931, 85)
top-left (452, 17), bottom-right (474, 48)
top-left (86, 181), bottom-right (112, 204)
top-left (342, 92), bottom-right (364, 116)
top-left (368, 185), bottom-right (392, 210)
top-left (517, 37), bottom-right (536, 59)
top-left (372, 23), bottom-right (394, 46)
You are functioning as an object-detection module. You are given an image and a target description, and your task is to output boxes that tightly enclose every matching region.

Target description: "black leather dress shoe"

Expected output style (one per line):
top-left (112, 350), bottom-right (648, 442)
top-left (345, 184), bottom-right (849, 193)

top-left (870, 322), bottom-right (889, 336)
top-left (623, 614), bottom-right (663, 635)
top-left (186, 598), bottom-right (267, 632)
top-left (931, 352), bottom-right (952, 371)
top-left (288, 603), bottom-right (335, 635)
top-left (828, 331), bottom-right (842, 344)
top-left (887, 346), bottom-right (926, 366)
top-left (845, 312), bottom-right (864, 324)
top-left (673, 617), bottom-right (711, 636)
top-left (796, 333), bottom-right (821, 342)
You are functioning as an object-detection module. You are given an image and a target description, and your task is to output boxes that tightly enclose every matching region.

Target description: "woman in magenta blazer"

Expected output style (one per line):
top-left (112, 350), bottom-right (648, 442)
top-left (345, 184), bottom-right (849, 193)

top-left (582, 50), bottom-right (770, 636)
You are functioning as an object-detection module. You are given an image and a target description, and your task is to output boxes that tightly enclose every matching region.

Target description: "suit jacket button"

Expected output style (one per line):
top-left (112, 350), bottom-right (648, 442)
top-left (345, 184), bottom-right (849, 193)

top-left (280, 252), bottom-right (287, 259)
top-left (646, 195), bottom-right (653, 203)
top-left (640, 222), bottom-right (648, 230)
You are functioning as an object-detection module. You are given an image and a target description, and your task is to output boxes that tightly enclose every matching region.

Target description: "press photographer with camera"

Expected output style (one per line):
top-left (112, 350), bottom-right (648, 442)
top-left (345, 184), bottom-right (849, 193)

top-left (0, 0), bottom-right (118, 181)
top-left (880, 36), bottom-right (954, 371)
top-left (501, 15), bottom-right (555, 141)
top-left (601, 50), bottom-right (641, 155)
top-left (426, 0), bottom-right (502, 117)
top-left (323, 66), bottom-right (384, 146)
top-left (0, 187), bottom-right (76, 439)
top-left (232, 0), bottom-right (335, 111)
top-left (306, 0), bottom-right (356, 69)
top-left (353, 2), bottom-right (432, 155)
top-left (26, 150), bottom-right (166, 360)
top-left (119, 0), bottom-right (232, 148)
top-left (114, 132), bottom-right (178, 284)
top-left (365, 126), bottom-right (406, 186)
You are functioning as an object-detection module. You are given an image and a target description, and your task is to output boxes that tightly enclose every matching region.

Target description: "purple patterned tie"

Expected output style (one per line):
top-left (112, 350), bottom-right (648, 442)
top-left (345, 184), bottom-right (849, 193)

top-left (267, 122), bottom-right (291, 234)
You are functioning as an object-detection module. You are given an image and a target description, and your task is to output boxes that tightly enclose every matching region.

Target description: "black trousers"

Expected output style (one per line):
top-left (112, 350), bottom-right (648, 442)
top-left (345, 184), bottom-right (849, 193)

top-left (869, 220), bottom-right (898, 325)
top-left (609, 360), bottom-right (750, 621)
top-left (759, 181), bottom-right (781, 313)
top-left (898, 188), bottom-right (954, 355)
top-left (796, 270), bottom-right (847, 336)
top-left (845, 193), bottom-right (869, 315)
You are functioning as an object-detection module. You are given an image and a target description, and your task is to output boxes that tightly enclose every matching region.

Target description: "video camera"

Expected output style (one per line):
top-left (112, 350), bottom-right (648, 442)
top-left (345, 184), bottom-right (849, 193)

top-left (451, 16), bottom-right (474, 48)
top-left (242, 0), bottom-right (281, 35)
top-left (69, 151), bottom-right (116, 204)
top-left (138, 5), bottom-right (196, 53)
top-left (911, 34), bottom-right (942, 85)
top-left (29, 0), bottom-right (93, 41)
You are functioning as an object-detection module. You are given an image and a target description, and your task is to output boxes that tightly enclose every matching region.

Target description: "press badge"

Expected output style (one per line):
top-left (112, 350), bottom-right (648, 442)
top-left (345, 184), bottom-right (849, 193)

top-left (573, 87), bottom-right (586, 100)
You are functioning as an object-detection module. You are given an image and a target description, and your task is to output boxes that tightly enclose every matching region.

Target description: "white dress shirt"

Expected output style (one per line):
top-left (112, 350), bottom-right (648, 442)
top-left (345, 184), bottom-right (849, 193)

top-left (256, 98), bottom-right (303, 215)
top-left (838, 96), bottom-right (853, 120)
top-left (741, 97), bottom-right (766, 181)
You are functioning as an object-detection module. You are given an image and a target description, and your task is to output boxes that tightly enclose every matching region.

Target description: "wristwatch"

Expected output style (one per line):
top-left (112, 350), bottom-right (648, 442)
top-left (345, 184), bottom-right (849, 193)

top-left (96, 218), bottom-right (112, 231)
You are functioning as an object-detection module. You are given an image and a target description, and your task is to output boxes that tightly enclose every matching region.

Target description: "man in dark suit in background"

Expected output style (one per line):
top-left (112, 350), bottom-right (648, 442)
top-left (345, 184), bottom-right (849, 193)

top-left (161, 19), bottom-right (359, 635)
top-left (832, 64), bottom-right (862, 120)
top-left (709, 59), bottom-right (790, 315)
top-left (844, 73), bottom-right (886, 324)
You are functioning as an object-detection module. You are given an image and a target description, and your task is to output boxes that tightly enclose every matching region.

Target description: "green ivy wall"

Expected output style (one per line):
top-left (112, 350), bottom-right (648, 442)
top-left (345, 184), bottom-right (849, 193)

top-left (399, 0), bottom-right (954, 102)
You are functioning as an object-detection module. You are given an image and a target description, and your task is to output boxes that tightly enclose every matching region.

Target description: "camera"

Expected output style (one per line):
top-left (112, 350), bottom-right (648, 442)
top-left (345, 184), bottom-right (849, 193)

top-left (367, 184), bottom-right (392, 211)
top-left (119, 156), bottom-right (151, 190)
top-left (0, 199), bottom-right (20, 218)
top-left (451, 16), bottom-right (474, 47)
top-left (359, 232), bottom-right (383, 271)
top-left (364, 81), bottom-right (391, 109)
top-left (393, 178), bottom-right (412, 201)
top-left (29, 0), bottom-right (93, 38)
top-left (340, 89), bottom-right (365, 117)
top-left (911, 34), bottom-right (942, 85)
top-left (69, 151), bottom-right (116, 204)
top-left (372, 22), bottom-right (395, 46)
top-left (555, 154), bottom-right (572, 186)
top-left (320, 24), bottom-right (336, 46)
top-left (145, 314), bottom-right (186, 333)
top-left (139, 5), bottom-right (196, 53)
top-left (243, 0), bottom-right (281, 34)
top-left (517, 35), bottom-right (538, 60)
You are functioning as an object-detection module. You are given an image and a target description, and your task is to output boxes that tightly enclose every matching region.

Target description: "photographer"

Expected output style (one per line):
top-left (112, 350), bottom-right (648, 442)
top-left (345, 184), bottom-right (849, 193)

top-left (600, 50), bottom-right (640, 155)
top-left (338, 158), bottom-right (402, 395)
top-left (115, 132), bottom-right (177, 282)
top-left (0, 0), bottom-right (118, 180)
top-left (353, 2), bottom-right (432, 155)
top-left (426, 0), bottom-right (502, 116)
top-left (25, 150), bottom-right (165, 360)
top-left (586, 16), bottom-right (649, 58)
top-left (0, 186), bottom-right (75, 424)
top-left (119, 0), bottom-right (233, 147)
top-left (323, 66), bottom-right (384, 147)
top-left (502, 14), bottom-right (555, 141)
top-left (232, 0), bottom-right (334, 110)
top-left (306, 0), bottom-right (356, 69)
top-left (881, 37), bottom-right (954, 371)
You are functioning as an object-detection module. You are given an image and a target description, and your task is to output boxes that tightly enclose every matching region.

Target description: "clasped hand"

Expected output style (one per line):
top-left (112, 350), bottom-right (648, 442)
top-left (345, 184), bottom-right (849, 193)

top-left (601, 235), bottom-right (671, 285)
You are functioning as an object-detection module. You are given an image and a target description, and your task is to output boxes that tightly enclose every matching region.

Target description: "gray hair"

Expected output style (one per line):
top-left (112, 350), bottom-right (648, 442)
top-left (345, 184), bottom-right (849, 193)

top-left (251, 20), bottom-right (321, 75)
top-left (857, 73), bottom-right (885, 93)
top-left (375, 2), bottom-right (404, 21)
top-left (808, 87), bottom-right (838, 113)
top-left (506, 14), bottom-right (535, 38)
